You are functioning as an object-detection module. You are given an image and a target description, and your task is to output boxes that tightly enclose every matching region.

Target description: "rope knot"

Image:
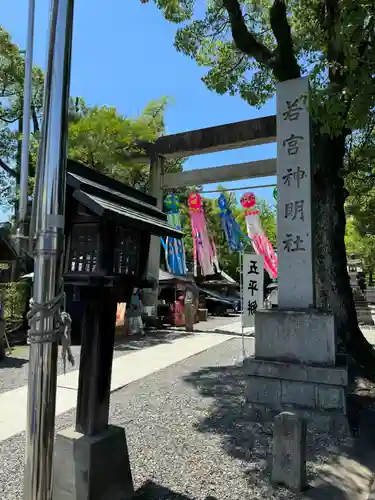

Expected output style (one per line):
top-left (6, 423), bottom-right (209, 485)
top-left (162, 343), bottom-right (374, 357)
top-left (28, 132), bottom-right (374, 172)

top-left (27, 291), bottom-right (75, 373)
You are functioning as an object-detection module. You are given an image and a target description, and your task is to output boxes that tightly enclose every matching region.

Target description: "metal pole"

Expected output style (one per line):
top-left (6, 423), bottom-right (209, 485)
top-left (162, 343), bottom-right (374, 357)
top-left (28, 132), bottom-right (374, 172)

top-left (23, 0), bottom-right (75, 499)
top-left (19, 0), bottom-right (36, 227)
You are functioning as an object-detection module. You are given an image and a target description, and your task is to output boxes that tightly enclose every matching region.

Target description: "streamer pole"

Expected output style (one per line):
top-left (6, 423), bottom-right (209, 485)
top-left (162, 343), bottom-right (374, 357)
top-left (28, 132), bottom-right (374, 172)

top-left (19, 0), bottom-right (36, 230)
top-left (23, 1), bottom-right (75, 499)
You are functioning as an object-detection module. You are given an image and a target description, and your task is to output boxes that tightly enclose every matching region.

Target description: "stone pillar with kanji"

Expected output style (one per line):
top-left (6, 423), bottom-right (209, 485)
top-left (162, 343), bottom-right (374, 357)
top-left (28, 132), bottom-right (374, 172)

top-left (243, 77), bottom-right (348, 432)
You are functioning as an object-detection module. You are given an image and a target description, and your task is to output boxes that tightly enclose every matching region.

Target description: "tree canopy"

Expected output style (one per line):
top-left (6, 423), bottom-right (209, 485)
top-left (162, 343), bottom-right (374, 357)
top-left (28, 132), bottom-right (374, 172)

top-left (345, 217), bottom-right (375, 274)
top-left (0, 26), bottom-right (44, 205)
top-left (143, 0), bottom-right (375, 134)
top-left (345, 129), bottom-right (375, 232)
top-left (68, 97), bottom-right (183, 191)
top-left (0, 25), bottom-right (182, 208)
top-left (143, 0), bottom-right (375, 374)
top-left (343, 124), bottom-right (375, 274)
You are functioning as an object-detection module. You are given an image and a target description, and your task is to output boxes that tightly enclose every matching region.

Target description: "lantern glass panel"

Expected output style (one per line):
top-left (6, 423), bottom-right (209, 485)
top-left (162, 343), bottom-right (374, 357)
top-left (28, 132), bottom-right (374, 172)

top-left (69, 223), bottom-right (100, 273)
top-left (113, 226), bottom-right (139, 275)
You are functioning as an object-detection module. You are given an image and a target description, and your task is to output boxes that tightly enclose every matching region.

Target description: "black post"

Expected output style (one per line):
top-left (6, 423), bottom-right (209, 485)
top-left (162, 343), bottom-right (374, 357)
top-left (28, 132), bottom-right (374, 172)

top-left (75, 290), bottom-right (117, 436)
top-left (0, 300), bottom-right (5, 361)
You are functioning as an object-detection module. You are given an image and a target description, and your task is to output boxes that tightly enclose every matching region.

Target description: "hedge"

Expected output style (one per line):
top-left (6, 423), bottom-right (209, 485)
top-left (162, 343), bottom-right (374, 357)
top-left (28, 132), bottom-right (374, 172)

top-left (0, 282), bottom-right (29, 323)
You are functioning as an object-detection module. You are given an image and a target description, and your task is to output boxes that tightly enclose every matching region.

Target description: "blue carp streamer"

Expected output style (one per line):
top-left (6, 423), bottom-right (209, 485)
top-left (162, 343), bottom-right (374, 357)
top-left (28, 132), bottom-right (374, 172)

top-left (160, 194), bottom-right (187, 276)
top-left (217, 194), bottom-right (249, 252)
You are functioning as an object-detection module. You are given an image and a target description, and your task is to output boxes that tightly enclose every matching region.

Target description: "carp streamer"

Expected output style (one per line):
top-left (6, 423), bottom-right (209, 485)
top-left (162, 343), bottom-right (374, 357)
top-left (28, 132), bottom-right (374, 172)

top-left (188, 192), bottom-right (219, 276)
top-left (161, 194), bottom-right (187, 276)
top-left (240, 192), bottom-right (278, 279)
top-left (217, 193), bottom-right (250, 252)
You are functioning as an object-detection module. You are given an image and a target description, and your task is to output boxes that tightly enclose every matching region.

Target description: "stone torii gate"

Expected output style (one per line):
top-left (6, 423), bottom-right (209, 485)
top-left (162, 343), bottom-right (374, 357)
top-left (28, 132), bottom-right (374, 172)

top-left (141, 114), bottom-right (277, 309)
top-left (143, 77), bottom-right (348, 430)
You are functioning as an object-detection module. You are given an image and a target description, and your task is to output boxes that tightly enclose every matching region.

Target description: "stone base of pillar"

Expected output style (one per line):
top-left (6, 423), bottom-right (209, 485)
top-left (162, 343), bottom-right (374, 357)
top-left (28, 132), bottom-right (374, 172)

top-left (142, 288), bottom-right (158, 317)
top-left (255, 308), bottom-right (337, 365)
top-left (243, 357), bottom-right (348, 433)
top-left (53, 425), bottom-right (134, 500)
top-left (352, 288), bottom-right (374, 326)
top-left (366, 287), bottom-right (375, 304)
top-left (356, 306), bottom-right (374, 325)
top-left (244, 308), bottom-right (349, 433)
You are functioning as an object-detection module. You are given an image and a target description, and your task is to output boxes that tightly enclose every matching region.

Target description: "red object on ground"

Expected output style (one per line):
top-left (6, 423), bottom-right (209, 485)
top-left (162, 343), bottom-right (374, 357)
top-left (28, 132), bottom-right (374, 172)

top-left (169, 300), bottom-right (185, 326)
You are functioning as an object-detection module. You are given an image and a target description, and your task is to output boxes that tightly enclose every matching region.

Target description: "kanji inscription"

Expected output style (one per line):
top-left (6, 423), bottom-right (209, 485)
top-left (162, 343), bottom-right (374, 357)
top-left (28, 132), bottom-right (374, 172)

top-left (277, 76), bottom-right (314, 308)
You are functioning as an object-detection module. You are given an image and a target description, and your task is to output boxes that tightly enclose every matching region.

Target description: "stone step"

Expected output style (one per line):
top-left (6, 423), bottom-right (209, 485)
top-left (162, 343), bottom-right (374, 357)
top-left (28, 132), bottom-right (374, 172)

top-left (244, 357), bottom-right (348, 385)
top-left (245, 373), bottom-right (346, 413)
top-left (244, 358), bottom-right (348, 434)
top-left (356, 307), bottom-right (374, 325)
top-left (245, 403), bottom-right (349, 435)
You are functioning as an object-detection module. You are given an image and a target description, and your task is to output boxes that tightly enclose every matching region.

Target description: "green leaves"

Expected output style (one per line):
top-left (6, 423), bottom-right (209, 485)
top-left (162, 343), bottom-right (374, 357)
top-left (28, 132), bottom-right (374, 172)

top-left (345, 121), bottom-right (375, 236)
top-left (143, 0), bottom-right (375, 138)
top-left (0, 27), bottom-right (182, 205)
top-left (0, 26), bottom-right (46, 207)
top-left (68, 97), bottom-right (182, 191)
top-left (345, 217), bottom-right (375, 272)
top-left (141, 0), bottom-right (194, 22)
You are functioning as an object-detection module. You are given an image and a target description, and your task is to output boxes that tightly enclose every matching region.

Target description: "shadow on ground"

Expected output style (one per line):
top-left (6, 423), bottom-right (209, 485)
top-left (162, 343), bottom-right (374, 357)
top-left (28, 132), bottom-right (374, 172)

top-left (134, 481), bottom-right (218, 500)
top-left (183, 363), bottom-right (375, 499)
top-left (114, 322), bottom-right (249, 355)
top-left (114, 330), bottom-right (195, 352)
top-left (0, 354), bottom-right (29, 369)
top-left (114, 315), bottom-right (245, 354)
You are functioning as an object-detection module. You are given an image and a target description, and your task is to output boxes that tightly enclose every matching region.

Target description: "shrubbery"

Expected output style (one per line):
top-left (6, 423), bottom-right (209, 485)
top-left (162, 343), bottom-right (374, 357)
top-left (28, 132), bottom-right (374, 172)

top-left (0, 282), bottom-right (29, 324)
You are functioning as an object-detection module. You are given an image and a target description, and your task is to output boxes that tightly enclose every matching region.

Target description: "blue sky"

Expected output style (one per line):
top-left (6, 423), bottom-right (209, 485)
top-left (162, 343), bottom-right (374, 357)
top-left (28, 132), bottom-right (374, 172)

top-left (0, 0), bottom-right (276, 219)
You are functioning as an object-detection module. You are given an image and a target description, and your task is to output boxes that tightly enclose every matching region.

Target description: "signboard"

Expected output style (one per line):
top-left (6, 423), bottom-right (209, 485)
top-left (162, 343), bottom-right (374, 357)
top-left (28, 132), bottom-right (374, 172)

top-left (276, 76), bottom-right (314, 308)
top-left (116, 303), bottom-right (126, 327)
top-left (241, 253), bottom-right (264, 328)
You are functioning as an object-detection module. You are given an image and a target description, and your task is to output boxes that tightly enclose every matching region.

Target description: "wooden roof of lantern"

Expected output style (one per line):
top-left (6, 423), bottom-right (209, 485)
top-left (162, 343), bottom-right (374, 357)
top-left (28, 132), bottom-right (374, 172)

top-left (66, 160), bottom-right (182, 239)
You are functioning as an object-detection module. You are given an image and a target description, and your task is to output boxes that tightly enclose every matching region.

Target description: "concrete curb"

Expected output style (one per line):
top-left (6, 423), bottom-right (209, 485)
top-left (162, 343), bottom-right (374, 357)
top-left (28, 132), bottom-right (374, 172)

top-left (213, 328), bottom-right (254, 337)
top-left (368, 475), bottom-right (375, 500)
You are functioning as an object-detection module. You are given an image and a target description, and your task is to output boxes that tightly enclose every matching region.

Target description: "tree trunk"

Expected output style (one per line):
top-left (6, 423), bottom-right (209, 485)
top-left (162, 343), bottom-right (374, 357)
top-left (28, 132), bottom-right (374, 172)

top-left (313, 129), bottom-right (375, 379)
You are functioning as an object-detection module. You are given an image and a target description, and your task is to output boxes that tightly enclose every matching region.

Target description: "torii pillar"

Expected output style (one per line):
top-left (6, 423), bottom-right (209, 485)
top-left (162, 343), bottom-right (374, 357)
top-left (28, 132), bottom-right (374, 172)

top-left (144, 154), bottom-right (164, 314)
top-left (143, 115), bottom-right (278, 314)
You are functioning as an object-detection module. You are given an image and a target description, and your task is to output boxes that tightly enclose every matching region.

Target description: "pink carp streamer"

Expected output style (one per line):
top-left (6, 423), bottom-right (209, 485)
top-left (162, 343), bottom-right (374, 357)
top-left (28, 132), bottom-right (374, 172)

top-left (240, 192), bottom-right (278, 279)
top-left (188, 192), bottom-right (219, 276)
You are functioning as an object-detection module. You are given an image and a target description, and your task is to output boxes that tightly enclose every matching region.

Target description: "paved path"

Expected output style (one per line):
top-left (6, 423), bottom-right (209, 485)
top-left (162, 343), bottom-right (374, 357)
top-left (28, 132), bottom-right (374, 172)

top-left (1, 320), bottom-right (375, 499)
top-left (2, 335), bottom-right (373, 500)
top-left (0, 324), bottom-right (239, 442)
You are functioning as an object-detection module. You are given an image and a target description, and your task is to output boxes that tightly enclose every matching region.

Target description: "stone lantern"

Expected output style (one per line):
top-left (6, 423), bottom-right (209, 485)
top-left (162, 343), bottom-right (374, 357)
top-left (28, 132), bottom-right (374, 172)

top-left (53, 159), bottom-right (182, 500)
top-left (347, 254), bottom-right (374, 326)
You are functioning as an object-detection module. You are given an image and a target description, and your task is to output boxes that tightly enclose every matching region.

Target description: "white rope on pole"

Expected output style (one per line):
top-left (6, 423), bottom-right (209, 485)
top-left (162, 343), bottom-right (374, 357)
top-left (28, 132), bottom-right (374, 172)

top-left (27, 288), bottom-right (74, 373)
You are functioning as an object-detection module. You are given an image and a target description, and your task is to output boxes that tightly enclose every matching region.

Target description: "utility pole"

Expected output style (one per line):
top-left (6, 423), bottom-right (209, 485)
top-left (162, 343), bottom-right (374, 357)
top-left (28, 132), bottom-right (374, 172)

top-left (18, 0), bottom-right (35, 236)
top-left (23, 0), bottom-right (75, 499)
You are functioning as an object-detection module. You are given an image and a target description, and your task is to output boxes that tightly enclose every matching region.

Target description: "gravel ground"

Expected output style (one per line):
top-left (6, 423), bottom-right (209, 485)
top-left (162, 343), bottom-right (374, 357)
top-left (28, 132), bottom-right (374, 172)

top-left (0, 342), bottom-right (128, 395)
top-left (0, 337), bottom-right (353, 500)
top-left (0, 316), bottom-right (240, 396)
